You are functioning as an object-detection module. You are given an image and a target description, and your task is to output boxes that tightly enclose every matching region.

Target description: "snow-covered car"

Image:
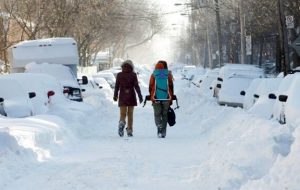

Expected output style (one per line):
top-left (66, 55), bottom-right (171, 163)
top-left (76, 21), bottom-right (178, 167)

top-left (93, 71), bottom-right (116, 89)
top-left (243, 78), bottom-right (265, 110)
top-left (245, 78), bottom-right (282, 119)
top-left (213, 63), bottom-right (265, 99)
top-left (93, 77), bottom-right (112, 90)
top-left (217, 76), bottom-right (254, 107)
top-left (181, 65), bottom-right (202, 81)
top-left (0, 77), bottom-right (35, 117)
top-left (108, 66), bottom-right (122, 77)
top-left (2, 73), bottom-right (61, 115)
top-left (198, 68), bottom-right (220, 96)
top-left (25, 62), bottom-right (85, 102)
top-left (272, 72), bottom-right (300, 124)
top-left (218, 63), bottom-right (264, 79)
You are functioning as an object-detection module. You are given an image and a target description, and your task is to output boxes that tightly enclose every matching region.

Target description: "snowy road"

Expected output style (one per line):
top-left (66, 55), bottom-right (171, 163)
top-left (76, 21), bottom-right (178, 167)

top-left (1, 73), bottom-right (299, 190)
top-left (4, 100), bottom-right (209, 190)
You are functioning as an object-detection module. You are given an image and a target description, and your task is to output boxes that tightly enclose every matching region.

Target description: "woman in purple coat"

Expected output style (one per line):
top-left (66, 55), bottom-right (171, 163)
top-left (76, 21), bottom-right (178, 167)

top-left (113, 60), bottom-right (143, 137)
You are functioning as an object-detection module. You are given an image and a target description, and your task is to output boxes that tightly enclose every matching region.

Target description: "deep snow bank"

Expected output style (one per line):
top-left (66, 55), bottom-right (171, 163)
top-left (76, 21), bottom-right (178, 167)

top-left (175, 79), bottom-right (296, 190)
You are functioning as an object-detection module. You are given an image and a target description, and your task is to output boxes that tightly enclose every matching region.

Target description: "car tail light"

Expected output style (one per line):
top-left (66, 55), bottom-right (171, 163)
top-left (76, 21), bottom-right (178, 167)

top-left (63, 88), bottom-right (70, 94)
top-left (47, 91), bottom-right (55, 97)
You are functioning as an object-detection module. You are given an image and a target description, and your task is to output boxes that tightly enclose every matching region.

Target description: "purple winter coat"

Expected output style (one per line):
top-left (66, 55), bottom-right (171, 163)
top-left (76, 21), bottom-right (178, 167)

top-left (114, 63), bottom-right (142, 107)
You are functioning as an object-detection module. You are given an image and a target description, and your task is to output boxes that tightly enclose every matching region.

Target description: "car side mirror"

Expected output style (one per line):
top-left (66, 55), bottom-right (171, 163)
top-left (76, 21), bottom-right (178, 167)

top-left (81, 89), bottom-right (86, 92)
top-left (254, 94), bottom-right (259, 98)
top-left (0, 97), bottom-right (4, 103)
top-left (278, 95), bottom-right (288, 102)
top-left (29, 92), bottom-right (36, 99)
top-left (217, 77), bottom-right (223, 82)
top-left (81, 76), bottom-right (88, 85)
top-left (216, 84), bottom-right (221, 88)
top-left (47, 91), bottom-right (55, 98)
top-left (240, 91), bottom-right (246, 96)
top-left (268, 93), bottom-right (277, 99)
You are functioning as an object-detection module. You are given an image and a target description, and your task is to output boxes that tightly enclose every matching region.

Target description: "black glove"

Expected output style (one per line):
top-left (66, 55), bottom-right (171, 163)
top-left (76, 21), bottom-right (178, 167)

top-left (113, 96), bottom-right (118, 102)
top-left (139, 96), bottom-right (143, 104)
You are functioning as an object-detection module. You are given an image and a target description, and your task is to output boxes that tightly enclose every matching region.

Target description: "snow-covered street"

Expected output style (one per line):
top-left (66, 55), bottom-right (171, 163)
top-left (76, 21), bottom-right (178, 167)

top-left (1, 69), bottom-right (299, 190)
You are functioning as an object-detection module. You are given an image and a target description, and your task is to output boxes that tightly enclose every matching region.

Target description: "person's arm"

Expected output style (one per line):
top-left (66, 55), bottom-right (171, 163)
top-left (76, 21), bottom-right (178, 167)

top-left (113, 74), bottom-right (120, 100)
top-left (134, 73), bottom-right (143, 102)
top-left (149, 74), bottom-right (156, 102)
top-left (168, 73), bottom-right (174, 96)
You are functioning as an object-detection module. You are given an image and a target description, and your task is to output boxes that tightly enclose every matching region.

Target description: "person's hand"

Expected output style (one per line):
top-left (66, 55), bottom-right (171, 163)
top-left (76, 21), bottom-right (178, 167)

top-left (139, 96), bottom-right (143, 104)
top-left (113, 96), bottom-right (118, 102)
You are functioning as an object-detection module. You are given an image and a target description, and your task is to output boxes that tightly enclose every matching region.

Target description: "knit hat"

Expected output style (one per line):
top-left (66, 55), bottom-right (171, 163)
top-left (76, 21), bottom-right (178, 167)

top-left (155, 62), bottom-right (164, 70)
top-left (121, 60), bottom-right (134, 69)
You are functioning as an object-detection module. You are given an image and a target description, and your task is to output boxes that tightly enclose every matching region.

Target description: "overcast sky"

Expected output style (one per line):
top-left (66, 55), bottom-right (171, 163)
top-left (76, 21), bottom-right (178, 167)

top-left (127, 0), bottom-right (188, 65)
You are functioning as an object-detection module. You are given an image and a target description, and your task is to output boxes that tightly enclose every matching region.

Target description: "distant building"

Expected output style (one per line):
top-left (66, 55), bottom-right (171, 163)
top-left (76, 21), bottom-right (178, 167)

top-left (90, 51), bottom-right (112, 71)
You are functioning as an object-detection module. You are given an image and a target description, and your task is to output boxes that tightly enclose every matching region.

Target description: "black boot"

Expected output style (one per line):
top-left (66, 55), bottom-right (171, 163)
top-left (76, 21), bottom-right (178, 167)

top-left (118, 121), bottom-right (126, 137)
top-left (157, 127), bottom-right (163, 138)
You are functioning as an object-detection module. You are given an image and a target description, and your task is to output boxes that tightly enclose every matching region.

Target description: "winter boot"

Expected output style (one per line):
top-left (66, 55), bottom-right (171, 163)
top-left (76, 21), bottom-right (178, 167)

top-left (157, 126), bottom-right (164, 138)
top-left (118, 121), bottom-right (126, 137)
top-left (161, 127), bottom-right (167, 138)
top-left (126, 128), bottom-right (133, 137)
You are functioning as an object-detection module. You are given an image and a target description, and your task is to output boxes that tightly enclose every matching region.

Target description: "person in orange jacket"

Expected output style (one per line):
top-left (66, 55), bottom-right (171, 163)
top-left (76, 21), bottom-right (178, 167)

top-left (149, 60), bottom-right (174, 138)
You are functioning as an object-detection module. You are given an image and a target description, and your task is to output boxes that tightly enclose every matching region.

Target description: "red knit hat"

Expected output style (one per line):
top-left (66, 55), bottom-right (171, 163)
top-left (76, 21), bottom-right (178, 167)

top-left (155, 62), bottom-right (164, 69)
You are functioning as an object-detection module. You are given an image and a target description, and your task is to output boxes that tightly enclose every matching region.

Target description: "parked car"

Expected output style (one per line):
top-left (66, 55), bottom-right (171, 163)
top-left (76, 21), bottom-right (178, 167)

top-left (2, 73), bottom-right (61, 115)
top-left (108, 66), bottom-right (122, 77)
top-left (217, 76), bottom-right (254, 107)
top-left (272, 72), bottom-right (300, 124)
top-left (25, 62), bottom-right (86, 102)
top-left (243, 78), bottom-right (265, 110)
top-left (181, 65), bottom-right (193, 80)
top-left (9, 37), bottom-right (80, 76)
top-left (92, 71), bottom-right (116, 89)
top-left (213, 63), bottom-right (265, 99)
top-left (198, 68), bottom-right (220, 96)
top-left (245, 78), bottom-right (282, 119)
top-left (0, 77), bottom-right (35, 117)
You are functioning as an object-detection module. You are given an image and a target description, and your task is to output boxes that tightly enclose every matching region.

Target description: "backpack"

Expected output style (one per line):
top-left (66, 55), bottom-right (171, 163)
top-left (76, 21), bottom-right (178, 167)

top-left (153, 69), bottom-right (169, 100)
top-left (167, 107), bottom-right (176, 126)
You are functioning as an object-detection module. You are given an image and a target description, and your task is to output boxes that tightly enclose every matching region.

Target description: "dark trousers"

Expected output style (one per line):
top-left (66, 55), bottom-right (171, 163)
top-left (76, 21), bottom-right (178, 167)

top-left (152, 101), bottom-right (169, 133)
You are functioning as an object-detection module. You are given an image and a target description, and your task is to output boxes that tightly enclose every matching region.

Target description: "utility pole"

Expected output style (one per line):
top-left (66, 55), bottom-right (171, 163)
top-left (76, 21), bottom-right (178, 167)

top-left (214, 0), bottom-right (222, 67)
top-left (278, 0), bottom-right (290, 75)
top-left (240, 0), bottom-right (246, 64)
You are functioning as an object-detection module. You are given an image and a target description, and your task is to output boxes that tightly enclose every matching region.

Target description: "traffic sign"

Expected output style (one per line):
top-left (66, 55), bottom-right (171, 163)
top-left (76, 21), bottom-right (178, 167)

top-left (246, 35), bottom-right (252, 55)
top-left (286, 15), bottom-right (294, 29)
top-left (291, 36), bottom-right (300, 56)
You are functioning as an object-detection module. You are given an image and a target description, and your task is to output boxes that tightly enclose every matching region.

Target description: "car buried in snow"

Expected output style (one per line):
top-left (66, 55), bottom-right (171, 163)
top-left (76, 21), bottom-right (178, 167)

top-left (244, 77), bottom-right (282, 119)
top-left (272, 70), bottom-right (300, 125)
top-left (213, 63), bottom-right (264, 99)
top-left (0, 77), bottom-right (35, 118)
